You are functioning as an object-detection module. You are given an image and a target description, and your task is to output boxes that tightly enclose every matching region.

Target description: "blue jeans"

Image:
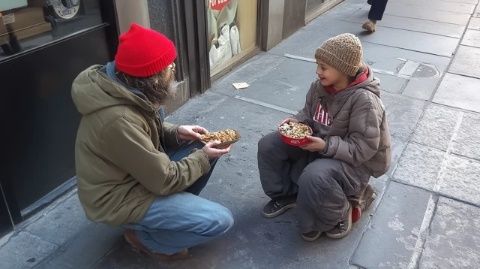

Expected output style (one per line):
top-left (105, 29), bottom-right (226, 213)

top-left (125, 141), bottom-right (234, 254)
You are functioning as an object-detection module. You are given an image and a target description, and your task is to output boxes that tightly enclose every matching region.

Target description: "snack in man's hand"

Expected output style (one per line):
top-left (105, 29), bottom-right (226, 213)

top-left (278, 122), bottom-right (313, 146)
top-left (200, 129), bottom-right (240, 148)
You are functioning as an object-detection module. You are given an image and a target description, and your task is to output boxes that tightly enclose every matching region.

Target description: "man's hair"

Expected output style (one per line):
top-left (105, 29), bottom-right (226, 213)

top-left (117, 69), bottom-right (174, 105)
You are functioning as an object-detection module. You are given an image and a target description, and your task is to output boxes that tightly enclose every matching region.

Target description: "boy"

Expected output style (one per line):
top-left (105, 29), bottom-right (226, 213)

top-left (257, 33), bottom-right (391, 241)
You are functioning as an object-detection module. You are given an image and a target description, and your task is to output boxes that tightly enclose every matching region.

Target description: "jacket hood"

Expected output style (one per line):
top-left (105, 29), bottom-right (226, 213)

top-left (351, 66), bottom-right (381, 97)
top-left (71, 65), bottom-right (155, 116)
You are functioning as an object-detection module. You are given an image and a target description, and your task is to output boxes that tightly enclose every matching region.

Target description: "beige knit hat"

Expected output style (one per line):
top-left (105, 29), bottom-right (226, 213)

top-left (315, 33), bottom-right (363, 77)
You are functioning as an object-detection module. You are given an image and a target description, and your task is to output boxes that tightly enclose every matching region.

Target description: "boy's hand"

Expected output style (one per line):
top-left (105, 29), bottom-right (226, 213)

top-left (300, 136), bottom-right (326, 152)
top-left (280, 117), bottom-right (299, 125)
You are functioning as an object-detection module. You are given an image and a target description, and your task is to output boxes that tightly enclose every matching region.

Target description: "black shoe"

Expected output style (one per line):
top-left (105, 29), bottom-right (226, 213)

top-left (367, 0), bottom-right (372, 5)
top-left (301, 230), bottom-right (322, 242)
top-left (325, 204), bottom-right (353, 239)
top-left (262, 195), bottom-right (296, 218)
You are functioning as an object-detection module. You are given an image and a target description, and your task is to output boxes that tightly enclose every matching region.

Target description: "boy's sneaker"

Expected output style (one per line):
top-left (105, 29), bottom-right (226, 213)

top-left (262, 195), bottom-right (297, 218)
top-left (350, 184), bottom-right (377, 223)
top-left (325, 203), bottom-right (353, 239)
top-left (301, 230), bottom-right (322, 242)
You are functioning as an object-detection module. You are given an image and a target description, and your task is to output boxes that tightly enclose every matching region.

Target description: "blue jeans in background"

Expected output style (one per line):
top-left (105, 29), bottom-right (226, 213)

top-left (368, 0), bottom-right (389, 21)
top-left (124, 141), bottom-right (234, 254)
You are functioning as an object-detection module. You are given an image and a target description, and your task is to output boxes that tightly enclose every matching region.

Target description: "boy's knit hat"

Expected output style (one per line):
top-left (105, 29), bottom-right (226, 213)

top-left (315, 33), bottom-right (363, 77)
top-left (115, 23), bottom-right (177, 78)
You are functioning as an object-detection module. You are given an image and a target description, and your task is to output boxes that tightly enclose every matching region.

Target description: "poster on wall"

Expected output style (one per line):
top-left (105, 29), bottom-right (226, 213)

top-left (207, 0), bottom-right (241, 71)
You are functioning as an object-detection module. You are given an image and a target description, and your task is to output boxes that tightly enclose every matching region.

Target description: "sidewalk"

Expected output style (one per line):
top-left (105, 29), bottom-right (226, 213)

top-left (2, 0), bottom-right (480, 268)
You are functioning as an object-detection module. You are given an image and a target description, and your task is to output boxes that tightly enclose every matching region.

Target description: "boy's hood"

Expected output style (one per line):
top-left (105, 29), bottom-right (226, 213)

top-left (349, 66), bottom-right (381, 96)
top-left (71, 65), bottom-right (155, 116)
top-left (324, 66), bottom-right (381, 97)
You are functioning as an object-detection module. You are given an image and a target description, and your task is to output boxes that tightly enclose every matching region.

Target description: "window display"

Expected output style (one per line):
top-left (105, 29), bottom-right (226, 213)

top-left (206, 0), bottom-right (257, 76)
top-left (0, 0), bottom-right (102, 60)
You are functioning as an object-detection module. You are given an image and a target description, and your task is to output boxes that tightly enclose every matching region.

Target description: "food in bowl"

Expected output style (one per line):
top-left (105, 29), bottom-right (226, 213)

top-left (278, 122), bottom-right (313, 146)
top-left (200, 129), bottom-right (240, 148)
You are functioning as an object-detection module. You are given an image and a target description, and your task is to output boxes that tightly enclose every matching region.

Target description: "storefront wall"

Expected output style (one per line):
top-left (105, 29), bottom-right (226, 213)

top-left (206, 0), bottom-right (259, 77)
top-left (0, 0), bottom-right (118, 236)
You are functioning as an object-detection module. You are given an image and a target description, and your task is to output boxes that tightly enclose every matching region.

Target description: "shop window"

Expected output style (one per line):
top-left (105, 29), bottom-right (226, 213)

top-left (0, 0), bottom-right (103, 61)
top-left (206, 0), bottom-right (257, 76)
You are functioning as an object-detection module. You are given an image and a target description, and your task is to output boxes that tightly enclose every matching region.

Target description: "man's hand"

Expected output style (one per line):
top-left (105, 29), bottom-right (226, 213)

top-left (300, 136), bottom-right (326, 152)
top-left (177, 125), bottom-right (208, 141)
top-left (202, 141), bottom-right (231, 159)
top-left (280, 117), bottom-right (299, 125)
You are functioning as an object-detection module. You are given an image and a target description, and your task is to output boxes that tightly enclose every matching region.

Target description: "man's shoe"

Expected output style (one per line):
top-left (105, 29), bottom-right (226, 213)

top-left (124, 229), bottom-right (152, 255)
top-left (124, 229), bottom-right (189, 261)
top-left (362, 20), bottom-right (376, 33)
top-left (262, 195), bottom-right (297, 218)
top-left (301, 230), bottom-right (322, 242)
top-left (325, 204), bottom-right (353, 239)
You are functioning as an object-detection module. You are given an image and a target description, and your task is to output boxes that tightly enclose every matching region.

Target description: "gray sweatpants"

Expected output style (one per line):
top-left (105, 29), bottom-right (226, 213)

top-left (257, 132), bottom-right (370, 232)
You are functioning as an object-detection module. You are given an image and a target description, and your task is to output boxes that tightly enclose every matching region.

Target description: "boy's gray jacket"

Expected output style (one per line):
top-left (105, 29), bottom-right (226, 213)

top-left (295, 69), bottom-right (391, 178)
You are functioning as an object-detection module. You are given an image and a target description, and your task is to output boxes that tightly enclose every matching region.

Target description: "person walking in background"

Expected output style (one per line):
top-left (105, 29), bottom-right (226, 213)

top-left (362, 0), bottom-right (389, 33)
top-left (72, 23), bottom-right (234, 262)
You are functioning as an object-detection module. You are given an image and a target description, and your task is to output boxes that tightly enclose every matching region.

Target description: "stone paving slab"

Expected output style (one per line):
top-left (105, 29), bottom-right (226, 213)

top-left (449, 45), bottom-right (480, 78)
top-left (0, 231), bottom-right (58, 269)
top-left (381, 92), bottom-right (426, 141)
top-left (388, 0), bottom-right (476, 15)
top-left (339, 12), bottom-right (466, 38)
top-left (385, 6), bottom-right (471, 25)
top-left (211, 53), bottom-right (287, 94)
top-left (402, 77), bottom-right (442, 100)
top-left (393, 142), bottom-right (446, 190)
top-left (437, 154), bottom-right (480, 206)
top-left (376, 73), bottom-right (407, 94)
top-left (419, 197), bottom-right (480, 269)
top-left (387, 137), bottom-right (408, 177)
top-left (307, 17), bottom-right (460, 57)
top-left (361, 27), bottom-right (459, 57)
top-left (451, 112), bottom-right (480, 160)
top-left (24, 192), bottom-right (90, 246)
top-left (433, 73), bottom-right (480, 113)
top-left (36, 224), bottom-right (122, 269)
top-left (214, 57), bottom-right (316, 112)
top-left (461, 29), bottom-right (480, 47)
top-left (351, 182), bottom-right (433, 269)
top-left (469, 17), bottom-right (480, 30)
top-left (411, 104), bottom-right (459, 151)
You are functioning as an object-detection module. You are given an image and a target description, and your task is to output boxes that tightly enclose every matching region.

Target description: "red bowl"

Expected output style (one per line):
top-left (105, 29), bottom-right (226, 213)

top-left (278, 125), bottom-right (313, 147)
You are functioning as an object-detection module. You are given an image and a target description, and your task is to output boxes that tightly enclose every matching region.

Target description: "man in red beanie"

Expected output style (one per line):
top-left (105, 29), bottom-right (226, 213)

top-left (71, 23), bottom-right (233, 261)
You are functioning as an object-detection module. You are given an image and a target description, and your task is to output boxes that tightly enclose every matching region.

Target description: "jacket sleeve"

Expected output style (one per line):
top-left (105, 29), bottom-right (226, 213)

top-left (323, 93), bottom-right (383, 167)
top-left (100, 116), bottom-right (211, 196)
top-left (163, 121), bottom-right (182, 149)
top-left (294, 81), bottom-right (316, 125)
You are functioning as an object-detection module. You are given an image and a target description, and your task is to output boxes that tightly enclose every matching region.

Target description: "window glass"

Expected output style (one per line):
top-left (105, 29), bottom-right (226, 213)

top-left (206, 0), bottom-right (257, 76)
top-left (0, 0), bottom-right (103, 61)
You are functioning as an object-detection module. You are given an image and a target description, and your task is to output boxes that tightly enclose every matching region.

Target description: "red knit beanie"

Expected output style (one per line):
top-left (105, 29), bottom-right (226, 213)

top-left (115, 23), bottom-right (177, 78)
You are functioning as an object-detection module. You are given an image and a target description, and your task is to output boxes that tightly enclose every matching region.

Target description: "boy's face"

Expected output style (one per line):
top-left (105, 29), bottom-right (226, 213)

top-left (316, 60), bottom-right (347, 88)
